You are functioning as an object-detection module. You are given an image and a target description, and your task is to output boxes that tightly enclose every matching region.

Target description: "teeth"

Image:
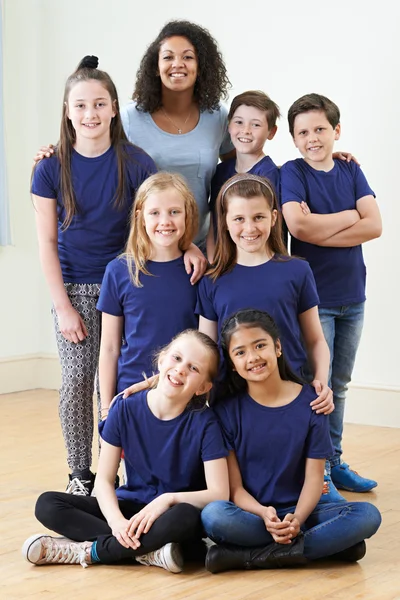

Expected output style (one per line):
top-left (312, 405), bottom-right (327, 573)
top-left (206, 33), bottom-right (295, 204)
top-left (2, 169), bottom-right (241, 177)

top-left (168, 375), bottom-right (181, 385)
top-left (170, 73), bottom-right (185, 78)
top-left (238, 138), bottom-right (252, 143)
top-left (83, 123), bottom-right (99, 128)
top-left (242, 235), bottom-right (258, 241)
top-left (249, 363), bottom-right (266, 372)
top-left (156, 230), bottom-right (175, 236)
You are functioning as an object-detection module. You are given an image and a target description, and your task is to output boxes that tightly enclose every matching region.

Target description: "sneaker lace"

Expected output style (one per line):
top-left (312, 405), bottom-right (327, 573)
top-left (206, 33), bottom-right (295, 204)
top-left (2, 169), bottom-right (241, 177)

top-left (66, 477), bottom-right (91, 496)
top-left (45, 539), bottom-right (89, 568)
top-left (136, 547), bottom-right (167, 569)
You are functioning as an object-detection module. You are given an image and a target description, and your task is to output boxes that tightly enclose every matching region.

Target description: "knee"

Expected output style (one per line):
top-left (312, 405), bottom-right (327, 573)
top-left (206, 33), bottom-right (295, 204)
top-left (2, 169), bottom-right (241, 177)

top-left (35, 491), bottom-right (60, 526)
top-left (201, 501), bottom-right (233, 534)
top-left (363, 503), bottom-right (382, 537)
top-left (353, 502), bottom-right (382, 539)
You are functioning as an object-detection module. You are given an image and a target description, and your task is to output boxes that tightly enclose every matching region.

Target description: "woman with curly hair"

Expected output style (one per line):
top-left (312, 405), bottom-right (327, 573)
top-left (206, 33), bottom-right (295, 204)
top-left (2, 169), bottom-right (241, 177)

top-left (121, 20), bottom-right (235, 248)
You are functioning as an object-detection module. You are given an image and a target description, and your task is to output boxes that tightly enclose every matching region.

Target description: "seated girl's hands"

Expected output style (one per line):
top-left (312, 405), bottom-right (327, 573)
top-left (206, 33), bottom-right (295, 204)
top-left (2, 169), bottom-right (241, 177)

top-left (110, 516), bottom-right (141, 550)
top-left (57, 305), bottom-right (88, 343)
top-left (281, 513), bottom-right (301, 539)
top-left (33, 144), bottom-right (54, 163)
top-left (263, 506), bottom-right (292, 545)
top-left (310, 380), bottom-right (334, 415)
top-left (121, 374), bottom-right (158, 399)
top-left (183, 243), bottom-right (208, 285)
top-left (332, 151), bottom-right (360, 165)
top-left (127, 494), bottom-right (173, 539)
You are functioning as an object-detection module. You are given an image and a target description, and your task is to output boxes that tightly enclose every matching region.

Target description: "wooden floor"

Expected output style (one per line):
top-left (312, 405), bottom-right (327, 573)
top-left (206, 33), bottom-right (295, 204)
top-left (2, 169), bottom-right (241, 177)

top-left (1, 390), bottom-right (399, 600)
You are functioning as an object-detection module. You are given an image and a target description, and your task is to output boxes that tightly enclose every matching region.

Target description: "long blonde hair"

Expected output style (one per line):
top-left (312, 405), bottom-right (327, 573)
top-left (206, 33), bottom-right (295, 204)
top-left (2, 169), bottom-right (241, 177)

top-left (122, 172), bottom-right (199, 287)
top-left (208, 173), bottom-right (288, 281)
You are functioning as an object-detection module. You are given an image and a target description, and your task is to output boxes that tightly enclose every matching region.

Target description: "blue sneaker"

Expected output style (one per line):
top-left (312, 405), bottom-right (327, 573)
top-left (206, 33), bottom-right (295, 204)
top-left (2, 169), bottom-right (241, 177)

top-left (331, 462), bottom-right (377, 492)
top-left (319, 474), bottom-right (347, 503)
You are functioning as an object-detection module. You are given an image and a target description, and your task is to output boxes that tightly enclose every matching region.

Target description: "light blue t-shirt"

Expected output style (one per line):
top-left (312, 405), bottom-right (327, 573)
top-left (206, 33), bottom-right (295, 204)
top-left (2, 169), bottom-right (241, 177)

top-left (121, 102), bottom-right (234, 243)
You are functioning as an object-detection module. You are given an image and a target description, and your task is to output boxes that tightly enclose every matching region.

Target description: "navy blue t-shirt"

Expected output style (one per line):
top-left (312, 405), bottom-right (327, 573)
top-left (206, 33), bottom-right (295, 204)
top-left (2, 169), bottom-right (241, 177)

top-left (196, 256), bottom-right (319, 373)
top-left (31, 144), bottom-right (157, 283)
top-left (209, 155), bottom-right (280, 213)
top-left (215, 385), bottom-right (333, 508)
top-left (100, 391), bottom-right (229, 504)
top-left (97, 256), bottom-right (198, 391)
top-left (280, 159), bottom-right (375, 307)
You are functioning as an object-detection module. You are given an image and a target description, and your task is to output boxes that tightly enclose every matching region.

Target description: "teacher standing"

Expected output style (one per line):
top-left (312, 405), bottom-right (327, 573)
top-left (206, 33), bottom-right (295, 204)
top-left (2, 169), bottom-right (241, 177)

top-left (121, 20), bottom-right (235, 247)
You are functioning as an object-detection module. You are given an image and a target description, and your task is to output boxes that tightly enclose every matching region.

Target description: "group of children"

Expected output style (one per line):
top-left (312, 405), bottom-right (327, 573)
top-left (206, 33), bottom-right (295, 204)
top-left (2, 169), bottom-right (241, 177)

top-left (23, 53), bottom-right (382, 574)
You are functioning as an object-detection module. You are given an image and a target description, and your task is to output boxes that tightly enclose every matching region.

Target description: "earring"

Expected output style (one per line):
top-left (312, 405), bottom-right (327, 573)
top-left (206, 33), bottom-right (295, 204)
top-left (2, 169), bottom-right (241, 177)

top-left (277, 351), bottom-right (282, 357)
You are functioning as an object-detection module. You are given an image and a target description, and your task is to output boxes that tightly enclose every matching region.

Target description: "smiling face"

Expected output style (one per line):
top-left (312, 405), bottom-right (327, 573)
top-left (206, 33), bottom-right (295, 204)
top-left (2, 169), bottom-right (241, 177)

top-left (158, 334), bottom-right (213, 401)
top-left (293, 110), bottom-right (340, 169)
top-left (66, 80), bottom-right (116, 146)
top-left (158, 36), bottom-right (198, 94)
top-left (225, 194), bottom-right (277, 261)
top-left (141, 188), bottom-right (186, 256)
top-left (228, 326), bottom-right (281, 384)
top-left (229, 105), bottom-right (276, 157)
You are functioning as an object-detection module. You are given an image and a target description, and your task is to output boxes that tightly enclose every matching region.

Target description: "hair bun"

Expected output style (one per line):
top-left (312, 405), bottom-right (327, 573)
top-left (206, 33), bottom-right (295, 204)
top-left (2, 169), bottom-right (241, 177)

top-left (78, 55), bottom-right (99, 70)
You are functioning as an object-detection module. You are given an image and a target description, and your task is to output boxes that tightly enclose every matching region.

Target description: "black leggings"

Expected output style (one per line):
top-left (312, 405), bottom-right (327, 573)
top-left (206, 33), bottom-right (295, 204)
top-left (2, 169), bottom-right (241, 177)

top-left (35, 492), bottom-right (203, 565)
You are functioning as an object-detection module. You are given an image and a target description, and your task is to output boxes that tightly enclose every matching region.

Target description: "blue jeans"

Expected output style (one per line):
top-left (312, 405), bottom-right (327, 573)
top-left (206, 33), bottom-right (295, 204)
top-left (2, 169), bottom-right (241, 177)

top-left (201, 500), bottom-right (381, 560)
top-left (318, 302), bottom-right (365, 468)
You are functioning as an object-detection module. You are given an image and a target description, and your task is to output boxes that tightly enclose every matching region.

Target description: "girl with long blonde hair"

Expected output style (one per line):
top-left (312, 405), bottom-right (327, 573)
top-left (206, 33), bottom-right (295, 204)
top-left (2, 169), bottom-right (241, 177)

top-left (97, 172), bottom-right (200, 416)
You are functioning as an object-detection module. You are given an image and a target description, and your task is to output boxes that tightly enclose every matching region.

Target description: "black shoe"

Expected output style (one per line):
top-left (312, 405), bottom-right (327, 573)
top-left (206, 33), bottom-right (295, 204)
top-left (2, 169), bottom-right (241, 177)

top-left (206, 535), bottom-right (307, 574)
top-left (65, 472), bottom-right (95, 496)
top-left (330, 540), bottom-right (366, 562)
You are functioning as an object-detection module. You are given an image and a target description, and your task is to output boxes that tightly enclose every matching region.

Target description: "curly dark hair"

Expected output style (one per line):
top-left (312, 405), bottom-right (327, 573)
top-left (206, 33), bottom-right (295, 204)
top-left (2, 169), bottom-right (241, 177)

top-left (133, 20), bottom-right (231, 113)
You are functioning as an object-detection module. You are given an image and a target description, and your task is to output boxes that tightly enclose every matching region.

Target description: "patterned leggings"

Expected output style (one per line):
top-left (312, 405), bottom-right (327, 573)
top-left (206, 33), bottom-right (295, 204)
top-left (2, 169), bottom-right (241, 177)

top-left (52, 283), bottom-right (102, 473)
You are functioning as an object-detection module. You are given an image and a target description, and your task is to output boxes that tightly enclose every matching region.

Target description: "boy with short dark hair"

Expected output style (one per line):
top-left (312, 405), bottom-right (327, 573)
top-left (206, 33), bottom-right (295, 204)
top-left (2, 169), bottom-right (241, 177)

top-left (280, 93), bottom-right (382, 500)
top-left (207, 90), bottom-right (281, 260)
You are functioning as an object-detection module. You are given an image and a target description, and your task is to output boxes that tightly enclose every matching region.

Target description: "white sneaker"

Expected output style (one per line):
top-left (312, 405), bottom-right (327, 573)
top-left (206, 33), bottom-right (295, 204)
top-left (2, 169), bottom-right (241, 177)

top-left (22, 534), bottom-right (91, 568)
top-left (135, 542), bottom-right (183, 573)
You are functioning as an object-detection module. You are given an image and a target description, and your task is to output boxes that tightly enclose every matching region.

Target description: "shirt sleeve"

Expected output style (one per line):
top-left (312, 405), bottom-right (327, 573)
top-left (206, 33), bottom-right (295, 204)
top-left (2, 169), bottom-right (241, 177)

top-left (195, 277), bottom-right (218, 321)
top-left (97, 261), bottom-right (124, 316)
top-left (218, 104), bottom-right (235, 156)
top-left (297, 261), bottom-right (320, 314)
top-left (305, 409), bottom-right (334, 459)
top-left (100, 398), bottom-right (123, 447)
top-left (280, 162), bottom-right (307, 206)
top-left (201, 414), bottom-right (229, 461)
top-left (31, 157), bottom-right (59, 199)
top-left (353, 163), bottom-right (376, 200)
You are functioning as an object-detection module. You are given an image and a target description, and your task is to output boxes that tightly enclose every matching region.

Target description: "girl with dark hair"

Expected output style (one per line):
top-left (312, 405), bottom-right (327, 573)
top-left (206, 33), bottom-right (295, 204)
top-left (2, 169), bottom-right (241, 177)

top-left (22, 330), bottom-right (229, 573)
top-left (197, 174), bottom-right (333, 416)
top-left (201, 309), bottom-right (381, 573)
top-left (120, 20), bottom-right (235, 248)
top-left (31, 56), bottom-right (157, 495)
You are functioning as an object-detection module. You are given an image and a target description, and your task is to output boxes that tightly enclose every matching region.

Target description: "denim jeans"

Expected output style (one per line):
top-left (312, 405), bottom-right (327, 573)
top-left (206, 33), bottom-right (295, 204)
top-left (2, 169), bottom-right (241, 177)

top-left (318, 302), bottom-right (365, 468)
top-left (201, 500), bottom-right (381, 560)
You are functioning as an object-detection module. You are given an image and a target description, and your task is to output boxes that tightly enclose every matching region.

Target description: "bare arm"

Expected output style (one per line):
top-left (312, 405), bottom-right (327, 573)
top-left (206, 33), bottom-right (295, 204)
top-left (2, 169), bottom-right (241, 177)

top-left (298, 307), bottom-right (329, 386)
top-left (98, 313), bottom-right (123, 413)
top-left (94, 440), bottom-right (140, 549)
top-left (33, 194), bottom-right (87, 343)
top-left (298, 307), bottom-right (333, 415)
top-left (228, 451), bottom-right (269, 518)
top-left (318, 195), bottom-right (382, 247)
top-left (127, 457), bottom-right (229, 538)
top-left (206, 214), bottom-right (216, 264)
top-left (198, 316), bottom-right (218, 342)
top-left (293, 458), bottom-right (325, 524)
top-left (282, 201), bottom-right (360, 244)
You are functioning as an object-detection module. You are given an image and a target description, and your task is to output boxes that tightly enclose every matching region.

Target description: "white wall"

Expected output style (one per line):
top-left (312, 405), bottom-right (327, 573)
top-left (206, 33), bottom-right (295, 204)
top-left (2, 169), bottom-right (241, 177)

top-left (1, 1), bottom-right (399, 396)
